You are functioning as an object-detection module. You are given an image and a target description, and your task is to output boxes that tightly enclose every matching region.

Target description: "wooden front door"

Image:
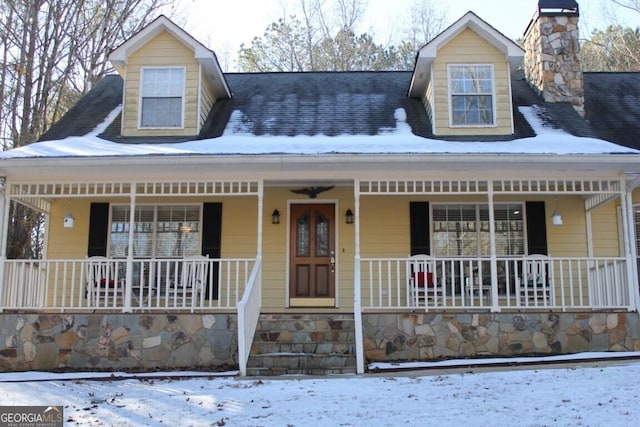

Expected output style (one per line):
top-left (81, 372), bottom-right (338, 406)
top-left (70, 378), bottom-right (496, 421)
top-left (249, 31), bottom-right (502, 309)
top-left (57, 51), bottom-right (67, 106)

top-left (289, 204), bottom-right (336, 307)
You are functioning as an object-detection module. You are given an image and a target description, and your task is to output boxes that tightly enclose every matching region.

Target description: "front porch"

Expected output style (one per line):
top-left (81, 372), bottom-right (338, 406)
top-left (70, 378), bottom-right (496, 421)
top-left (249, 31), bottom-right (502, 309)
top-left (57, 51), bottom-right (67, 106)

top-left (0, 176), bottom-right (639, 375)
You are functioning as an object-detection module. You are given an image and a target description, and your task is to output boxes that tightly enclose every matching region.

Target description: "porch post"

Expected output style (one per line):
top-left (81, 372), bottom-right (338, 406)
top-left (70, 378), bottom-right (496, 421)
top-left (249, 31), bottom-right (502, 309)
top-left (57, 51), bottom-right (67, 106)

top-left (585, 210), bottom-right (594, 258)
top-left (0, 184), bottom-right (7, 312)
top-left (257, 182), bottom-right (263, 259)
top-left (487, 186), bottom-right (499, 311)
top-left (353, 180), bottom-right (365, 374)
top-left (621, 178), bottom-right (640, 311)
top-left (123, 186), bottom-right (136, 313)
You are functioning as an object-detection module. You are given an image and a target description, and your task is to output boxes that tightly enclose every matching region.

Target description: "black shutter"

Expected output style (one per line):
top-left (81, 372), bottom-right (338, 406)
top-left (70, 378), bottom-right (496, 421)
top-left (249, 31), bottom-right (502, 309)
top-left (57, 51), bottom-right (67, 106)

top-left (87, 203), bottom-right (109, 257)
top-left (526, 201), bottom-right (548, 255)
top-left (410, 202), bottom-right (430, 255)
top-left (202, 203), bottom-right (222, 299)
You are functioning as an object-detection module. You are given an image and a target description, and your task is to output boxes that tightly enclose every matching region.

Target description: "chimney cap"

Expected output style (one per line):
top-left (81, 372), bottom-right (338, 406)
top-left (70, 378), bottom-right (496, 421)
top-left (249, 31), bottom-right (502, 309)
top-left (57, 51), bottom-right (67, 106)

top-left (538, 0), bottom-right (579, 16)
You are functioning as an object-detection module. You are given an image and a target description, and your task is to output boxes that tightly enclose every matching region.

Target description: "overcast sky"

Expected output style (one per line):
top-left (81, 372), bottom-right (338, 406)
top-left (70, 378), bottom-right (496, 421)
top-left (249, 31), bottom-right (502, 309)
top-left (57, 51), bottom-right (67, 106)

top-left (179, 0), bottom-right (640, 70)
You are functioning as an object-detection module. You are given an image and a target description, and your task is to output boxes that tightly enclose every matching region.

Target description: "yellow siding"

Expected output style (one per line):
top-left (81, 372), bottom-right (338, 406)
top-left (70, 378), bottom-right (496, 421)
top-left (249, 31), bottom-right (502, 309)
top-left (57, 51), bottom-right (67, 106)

top-left (423, 79), bottom-right (434, 128)
top-left (633, 188), bottom-right (640, 206)
top-left (431, 28), bottom-right (513, 136)
top-left (45, 192), bottom-right (624, 312)
top-left (590, 201), bottom-right (622, 257)
top-left (122, 31), bottom-right (200, 137)
top-left (199, 75), bottom-right (216, 130)
top-left (260, 186), bottom-right (355, 312)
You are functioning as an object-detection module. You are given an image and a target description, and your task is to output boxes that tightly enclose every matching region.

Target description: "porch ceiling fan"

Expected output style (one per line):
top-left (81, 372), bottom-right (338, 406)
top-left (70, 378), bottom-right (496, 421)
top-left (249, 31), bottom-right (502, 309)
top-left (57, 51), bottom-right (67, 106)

top-left (290, 185), bottom-right (335, 199)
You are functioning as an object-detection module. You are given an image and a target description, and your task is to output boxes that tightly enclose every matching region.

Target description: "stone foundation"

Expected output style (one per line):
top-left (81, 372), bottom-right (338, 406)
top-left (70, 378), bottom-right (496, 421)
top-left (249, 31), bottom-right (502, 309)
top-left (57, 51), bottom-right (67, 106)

top-left (0, 313), bottom-right (238, 372)
top-left (362, 312), bottom-right (640, 363)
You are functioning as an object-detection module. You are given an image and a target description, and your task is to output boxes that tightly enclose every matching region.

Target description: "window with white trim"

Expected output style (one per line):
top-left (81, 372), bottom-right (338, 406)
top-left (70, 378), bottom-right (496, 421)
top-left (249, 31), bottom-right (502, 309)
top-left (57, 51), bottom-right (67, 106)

top-left (109, 204), bottom-right (201, 258)
top-left (432, 203), bottom-right (524, 256)
top-left (449, 65), bottom-right (495, 126)
top-left (140, 67), bottom-right (184, 128)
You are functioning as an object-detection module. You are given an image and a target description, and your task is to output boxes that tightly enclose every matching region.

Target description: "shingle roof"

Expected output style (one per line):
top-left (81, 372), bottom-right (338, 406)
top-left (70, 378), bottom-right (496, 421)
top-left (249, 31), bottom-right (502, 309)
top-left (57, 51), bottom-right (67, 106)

top-left (201, 72), bottom-right (432, 138)
top-left (37, 70), bottom-right (640, 150)
top-left (583, 73), bottom-right (640, 148)
top-left (39, 75), bottom-right (123, 142)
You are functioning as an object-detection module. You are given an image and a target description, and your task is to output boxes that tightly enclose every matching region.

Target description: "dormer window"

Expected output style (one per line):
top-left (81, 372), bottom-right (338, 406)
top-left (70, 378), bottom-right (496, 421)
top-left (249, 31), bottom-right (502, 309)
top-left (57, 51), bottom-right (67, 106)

top-left (448, 64), bottom-right (495, 126)
top-left (140, 67), bottom-right (185, 128)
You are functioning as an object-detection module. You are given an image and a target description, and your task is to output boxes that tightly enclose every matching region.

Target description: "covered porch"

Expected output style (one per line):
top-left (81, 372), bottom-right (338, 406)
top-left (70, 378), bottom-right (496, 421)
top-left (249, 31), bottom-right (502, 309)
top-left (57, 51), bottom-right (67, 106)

top-left (0, 170), bottom-right (639, 375)
top-left (353, 176), bottom-right (640, 315)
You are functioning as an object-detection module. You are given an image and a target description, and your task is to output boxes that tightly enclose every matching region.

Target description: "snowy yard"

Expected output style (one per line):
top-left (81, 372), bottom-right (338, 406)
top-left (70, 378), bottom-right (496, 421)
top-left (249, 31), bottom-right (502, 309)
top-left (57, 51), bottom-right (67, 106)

top-left (1, 355), bottom-right (639, 427)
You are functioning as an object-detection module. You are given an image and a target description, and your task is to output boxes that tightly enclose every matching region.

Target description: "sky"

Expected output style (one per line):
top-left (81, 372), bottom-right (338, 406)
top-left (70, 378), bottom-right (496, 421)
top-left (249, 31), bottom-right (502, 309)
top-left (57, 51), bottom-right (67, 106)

top-left (1, 353), bottom-right (639, 426)
top-left (179, 0), bottom-right (640, 71)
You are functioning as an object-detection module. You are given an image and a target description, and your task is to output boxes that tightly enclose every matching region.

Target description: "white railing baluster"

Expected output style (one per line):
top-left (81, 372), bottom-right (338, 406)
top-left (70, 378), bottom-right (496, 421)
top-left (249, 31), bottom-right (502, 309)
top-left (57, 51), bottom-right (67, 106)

top-left (356, 256), bottom-right (631, 311)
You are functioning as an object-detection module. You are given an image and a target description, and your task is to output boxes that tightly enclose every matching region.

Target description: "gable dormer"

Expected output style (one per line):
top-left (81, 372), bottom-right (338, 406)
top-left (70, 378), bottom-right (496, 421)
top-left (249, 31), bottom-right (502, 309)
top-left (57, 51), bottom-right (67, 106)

top-left (408, 12), bottom-right (524, 137)
top-left (109, 16), bottom-right (230, 138)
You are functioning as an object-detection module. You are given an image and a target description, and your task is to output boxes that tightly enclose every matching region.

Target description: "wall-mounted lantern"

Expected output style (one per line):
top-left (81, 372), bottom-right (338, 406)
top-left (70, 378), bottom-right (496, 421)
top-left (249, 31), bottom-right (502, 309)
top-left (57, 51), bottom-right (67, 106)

top-left (345, 209), bottom-right (354, 224)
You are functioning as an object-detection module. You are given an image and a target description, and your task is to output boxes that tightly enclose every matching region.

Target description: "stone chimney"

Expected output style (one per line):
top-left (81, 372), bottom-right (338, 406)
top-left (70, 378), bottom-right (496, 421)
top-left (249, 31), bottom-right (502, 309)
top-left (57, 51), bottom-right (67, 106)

top-left (523, 0), bottom-right (584, 116)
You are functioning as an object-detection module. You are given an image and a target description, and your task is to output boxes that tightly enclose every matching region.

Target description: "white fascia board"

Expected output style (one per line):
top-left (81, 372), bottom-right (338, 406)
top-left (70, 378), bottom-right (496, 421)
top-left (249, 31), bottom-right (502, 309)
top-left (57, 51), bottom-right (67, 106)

top-left (2, 153), bottom-right (640, 182)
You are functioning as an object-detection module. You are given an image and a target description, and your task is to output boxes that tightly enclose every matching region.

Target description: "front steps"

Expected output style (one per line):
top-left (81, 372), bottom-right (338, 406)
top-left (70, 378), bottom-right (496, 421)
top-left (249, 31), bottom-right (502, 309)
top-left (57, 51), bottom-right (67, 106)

top-left (246, 314), bottom-right (356, 376)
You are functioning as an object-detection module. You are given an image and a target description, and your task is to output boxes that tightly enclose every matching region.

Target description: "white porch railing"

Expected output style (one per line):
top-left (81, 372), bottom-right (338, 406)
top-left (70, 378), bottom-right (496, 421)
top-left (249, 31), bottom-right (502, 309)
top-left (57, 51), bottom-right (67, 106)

top-left (1, 258), bottom-right (256, 312)
top-left (359, 256), bottom-right (632, 311)
top-left (237, 256), bottom-right (263, 377)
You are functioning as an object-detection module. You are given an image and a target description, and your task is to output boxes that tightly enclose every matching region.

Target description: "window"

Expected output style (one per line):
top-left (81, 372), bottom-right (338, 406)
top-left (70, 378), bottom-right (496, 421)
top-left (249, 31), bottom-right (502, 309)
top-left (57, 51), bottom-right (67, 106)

top-left (109, 204), bottom-right (201, 258)
top-left (448, 65), bottom-right (495, 126)
top-left (140, 67), bottom-right (184, 128)
top-left (432, 203), bottom-right (524, 256)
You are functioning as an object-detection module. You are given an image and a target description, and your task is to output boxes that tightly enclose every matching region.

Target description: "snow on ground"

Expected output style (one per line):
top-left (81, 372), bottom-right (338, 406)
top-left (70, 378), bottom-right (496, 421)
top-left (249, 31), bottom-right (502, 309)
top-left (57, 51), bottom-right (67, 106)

top-left (1, 106), bottom-right (638, 160)
top-left (1, 355), bottom-right (639, 426)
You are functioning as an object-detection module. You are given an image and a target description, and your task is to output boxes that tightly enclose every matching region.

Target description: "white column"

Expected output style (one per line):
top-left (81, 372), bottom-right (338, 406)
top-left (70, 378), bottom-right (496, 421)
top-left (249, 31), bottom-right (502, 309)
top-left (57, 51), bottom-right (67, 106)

top-left (621, 178), bottom-right (640, 311)
top-left (257, 181), bottom-right (263, 259)
top-left (0, 184), bottom-right (7, 312)
top-left (488, 187), bottom-right (499, 311)
top-left (123, 186), bottom-right (136, 313)
top-left (585, 210), bottom-right (594, 258)
top-left (353, 180), bottom-right (365, 374)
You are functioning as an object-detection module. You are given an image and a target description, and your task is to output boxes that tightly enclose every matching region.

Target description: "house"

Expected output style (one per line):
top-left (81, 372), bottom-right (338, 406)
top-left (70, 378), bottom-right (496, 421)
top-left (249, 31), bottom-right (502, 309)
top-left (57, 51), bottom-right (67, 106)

top-left (1, 1), bottom-right (639, 376)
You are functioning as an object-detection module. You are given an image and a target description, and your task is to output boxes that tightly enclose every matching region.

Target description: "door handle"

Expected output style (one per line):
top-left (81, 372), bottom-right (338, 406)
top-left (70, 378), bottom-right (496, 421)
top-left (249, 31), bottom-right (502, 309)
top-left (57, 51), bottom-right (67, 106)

top-left (330, 251), bottom-right (335, 273)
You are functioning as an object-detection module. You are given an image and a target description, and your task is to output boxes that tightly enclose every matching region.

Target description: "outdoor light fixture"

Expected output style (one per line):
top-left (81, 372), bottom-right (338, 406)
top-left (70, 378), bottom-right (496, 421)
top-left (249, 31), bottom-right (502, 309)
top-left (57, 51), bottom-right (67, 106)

top-left (552, 198), bottom-right (563, 226)
top-left (63, 212), bottom-right (75, 228)
top-left (271, 209), bottom-right (280, 225)
top-left (345, 209), bottom-right (354, 224)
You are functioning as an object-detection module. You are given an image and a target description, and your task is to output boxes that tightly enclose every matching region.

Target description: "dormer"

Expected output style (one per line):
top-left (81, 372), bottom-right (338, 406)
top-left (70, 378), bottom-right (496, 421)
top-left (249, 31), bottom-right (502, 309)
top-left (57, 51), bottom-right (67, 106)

top-left (408, 12), bottom-right (524, 136)
top-left (109, 16), bottom-right (231, 138)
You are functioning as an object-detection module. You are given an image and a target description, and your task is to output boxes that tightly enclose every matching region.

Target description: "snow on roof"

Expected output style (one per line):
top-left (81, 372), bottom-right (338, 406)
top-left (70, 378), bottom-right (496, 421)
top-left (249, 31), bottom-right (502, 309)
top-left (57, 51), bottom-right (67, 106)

top-left (0, 105), bottom-right (637, 160)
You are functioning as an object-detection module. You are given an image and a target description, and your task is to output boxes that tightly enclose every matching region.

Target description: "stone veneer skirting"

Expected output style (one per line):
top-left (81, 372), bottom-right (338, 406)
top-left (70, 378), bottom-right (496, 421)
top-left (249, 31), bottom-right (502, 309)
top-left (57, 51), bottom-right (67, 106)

top-left (2, 312), bottom-right (640, 372)
top-left (0, 314), bottom-right (238, 372)
top-left (362, 312), bottom-right (640, 363)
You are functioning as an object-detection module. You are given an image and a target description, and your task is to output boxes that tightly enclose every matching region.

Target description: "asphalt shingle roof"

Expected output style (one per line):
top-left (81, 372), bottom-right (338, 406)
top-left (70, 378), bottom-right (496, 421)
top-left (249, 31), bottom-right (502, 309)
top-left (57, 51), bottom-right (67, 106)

top-left (584, 72), bottom-right (640, 148)
top-left (37, 70), bottom-right (640, 150)
top-left (39, 75), bottom-right (123, 142)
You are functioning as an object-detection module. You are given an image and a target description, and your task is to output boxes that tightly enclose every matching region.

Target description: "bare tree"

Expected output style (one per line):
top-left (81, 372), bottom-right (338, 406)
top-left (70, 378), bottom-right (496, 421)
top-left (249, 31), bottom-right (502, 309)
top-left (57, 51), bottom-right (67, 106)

top-left (581, 25), bottom-right (640, 71)
top-left (0, 0), bottom-right (174, 258)
top-left (609, 0), bottom-right (640, 13)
